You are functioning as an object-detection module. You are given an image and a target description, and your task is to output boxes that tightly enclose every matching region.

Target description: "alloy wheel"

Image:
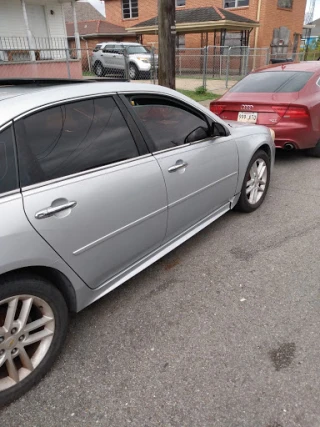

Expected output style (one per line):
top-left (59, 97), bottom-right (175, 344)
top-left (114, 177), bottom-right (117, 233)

top-left (95, 63), bottom-right (103, 77)
top-left (0, 295), bottom-right (55, 392)
top-left (246, 158), bottom-right (268, 205)
top-left (129, 65), bottom-right (137, 79)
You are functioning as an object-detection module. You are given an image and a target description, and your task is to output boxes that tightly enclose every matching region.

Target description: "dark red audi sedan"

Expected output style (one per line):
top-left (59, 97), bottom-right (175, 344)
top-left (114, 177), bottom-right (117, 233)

top-left (210, 62), bottom-right (320, 156)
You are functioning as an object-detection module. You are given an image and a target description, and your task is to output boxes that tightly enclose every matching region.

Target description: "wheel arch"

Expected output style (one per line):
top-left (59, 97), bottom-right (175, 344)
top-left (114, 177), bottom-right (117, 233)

top-left (0, 266), bottom-right (77, 312)
top-left (257, 143), bottom-right (272, 160)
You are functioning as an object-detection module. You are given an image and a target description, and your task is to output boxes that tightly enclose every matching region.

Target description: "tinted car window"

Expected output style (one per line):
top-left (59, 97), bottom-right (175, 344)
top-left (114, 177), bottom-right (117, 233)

top-left (0, 126), bottom-right (18, 194)
top-left (128, 97), bottom-right (208, 151)
top-left (126, 46), bottom-right (149, 54)
top-left (93, 44), bottom-right (102, 52)
top-left (16, 97), bottom-right (139, 187)
top-left (230, 71), bottom-right (313, 93)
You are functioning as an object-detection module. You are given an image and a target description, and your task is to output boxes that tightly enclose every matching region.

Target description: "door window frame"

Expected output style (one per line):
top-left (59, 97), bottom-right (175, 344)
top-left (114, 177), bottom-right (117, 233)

top-left (13, 94), bottom-right (149, 190)
top-left (0, 122), bottom-right (20, 198)
top-left (119, 93), bottom-right (217, 154)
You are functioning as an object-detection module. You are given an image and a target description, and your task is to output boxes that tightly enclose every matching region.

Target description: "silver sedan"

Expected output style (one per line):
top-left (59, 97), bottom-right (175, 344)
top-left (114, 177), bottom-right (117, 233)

top-left (0, 79), bottom-right (275, 406)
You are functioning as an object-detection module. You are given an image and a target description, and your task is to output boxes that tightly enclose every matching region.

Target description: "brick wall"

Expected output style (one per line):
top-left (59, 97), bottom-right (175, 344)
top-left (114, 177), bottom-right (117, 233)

top-left (104, 0), bottom-right (307, 49)
top-left (258, 0), bottom-right (307, 49)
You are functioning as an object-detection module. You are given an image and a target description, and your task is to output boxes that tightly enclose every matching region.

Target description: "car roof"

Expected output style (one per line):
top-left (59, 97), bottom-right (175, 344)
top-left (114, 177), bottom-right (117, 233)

top-left (97, 42), bottom-right (141, 46)
top-left (0, 80), bottom-right (211, 128)
top-left (253, 61), bottom-right (320, 74)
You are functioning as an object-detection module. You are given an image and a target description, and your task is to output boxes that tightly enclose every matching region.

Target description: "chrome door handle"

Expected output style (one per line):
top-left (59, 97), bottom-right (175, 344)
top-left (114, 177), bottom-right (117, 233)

top-left (35, 201), bottom-right (77, 220)
top-left (168, 162), bottom-right (188, 173)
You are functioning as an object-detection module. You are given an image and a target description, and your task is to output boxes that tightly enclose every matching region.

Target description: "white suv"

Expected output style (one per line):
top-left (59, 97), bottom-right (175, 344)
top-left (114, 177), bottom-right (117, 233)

top-left (91, 42), bottom-right (157, 79)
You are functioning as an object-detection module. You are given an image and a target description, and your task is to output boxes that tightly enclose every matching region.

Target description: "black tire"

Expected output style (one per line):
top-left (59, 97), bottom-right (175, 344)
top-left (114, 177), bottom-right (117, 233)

top-left (93, 61), bottom-right (105, 77)
top-left (306, 140), bottom-right (320, 158)
top-left (235, 150), bottom-right (271, 213)
top-left (0, 275), bottom-right (68, 407)
top-left (129, 63), bottom-right (139, 80)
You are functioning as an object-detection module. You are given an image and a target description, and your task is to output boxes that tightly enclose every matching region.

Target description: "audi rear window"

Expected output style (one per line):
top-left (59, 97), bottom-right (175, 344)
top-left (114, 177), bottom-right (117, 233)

top-left (230, 71), bottom-right (313, 93)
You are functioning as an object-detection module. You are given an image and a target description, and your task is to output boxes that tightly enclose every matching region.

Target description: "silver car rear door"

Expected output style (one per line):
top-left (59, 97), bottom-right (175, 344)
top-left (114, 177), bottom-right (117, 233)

top-left (15, 95), bottom-right (167, 290)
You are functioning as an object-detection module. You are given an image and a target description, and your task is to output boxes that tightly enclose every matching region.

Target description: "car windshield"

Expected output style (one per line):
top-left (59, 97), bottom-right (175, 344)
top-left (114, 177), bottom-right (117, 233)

top-left (230, 71), bottom-right (314, 93)
top-left (125, 46), bottom-right (149, 54)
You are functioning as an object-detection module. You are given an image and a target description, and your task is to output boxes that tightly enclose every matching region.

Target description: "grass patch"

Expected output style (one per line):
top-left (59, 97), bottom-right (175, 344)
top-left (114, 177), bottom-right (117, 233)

top-left (83, 71), bottom-right (96, 77)
top-left (178, 88), bottom-right (218, 102)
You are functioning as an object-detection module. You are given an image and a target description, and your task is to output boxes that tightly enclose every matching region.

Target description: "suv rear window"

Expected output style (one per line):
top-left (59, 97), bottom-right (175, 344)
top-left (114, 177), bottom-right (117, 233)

top-left (230, 71), bottom-right (313, 93)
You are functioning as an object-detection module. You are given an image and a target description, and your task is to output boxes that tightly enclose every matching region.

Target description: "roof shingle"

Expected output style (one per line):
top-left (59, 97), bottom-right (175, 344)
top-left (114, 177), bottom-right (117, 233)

top-left (66, 20), bottom-right (130, 36)
top-left (63, 2), bottom-right (105, 22)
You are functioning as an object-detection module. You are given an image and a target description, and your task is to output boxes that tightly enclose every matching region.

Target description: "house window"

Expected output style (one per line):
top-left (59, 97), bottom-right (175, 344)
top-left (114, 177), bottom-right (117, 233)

top-left (223, 0), bottom-right (249, 7)
top-left (122, 0), bottom-right (138, 19)
top-left (176, 0), bottom-right (186, 6)
top-left (277, 0), bottom-right (293, 8)
top-left (176, 35), bottom-right (186, 49)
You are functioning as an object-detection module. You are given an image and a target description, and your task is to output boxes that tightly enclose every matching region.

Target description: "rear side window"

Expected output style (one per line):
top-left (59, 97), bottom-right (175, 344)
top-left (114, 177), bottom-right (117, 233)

top-left (230, 71), bottom-right (313, 93)
top-left (16, 97), bottom-right (139, 187)
top-left (0, 126), bottom-right (18, 194)
top-left (93, 44), bottom-right (102, 52)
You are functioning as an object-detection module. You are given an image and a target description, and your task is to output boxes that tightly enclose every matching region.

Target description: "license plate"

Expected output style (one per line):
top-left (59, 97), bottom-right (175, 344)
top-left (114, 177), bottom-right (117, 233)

top-left (237, 112), bottom-right (258, 123)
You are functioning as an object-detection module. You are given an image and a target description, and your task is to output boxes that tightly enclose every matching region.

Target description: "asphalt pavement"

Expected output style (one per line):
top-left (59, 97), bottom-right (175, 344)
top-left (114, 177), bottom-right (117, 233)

top-left (1, 150), bottom-right (320, 427)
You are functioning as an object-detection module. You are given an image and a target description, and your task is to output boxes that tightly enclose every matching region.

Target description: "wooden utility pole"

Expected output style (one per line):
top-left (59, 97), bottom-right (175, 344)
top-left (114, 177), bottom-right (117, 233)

top-left (158, 0), bottom-right (176, 89)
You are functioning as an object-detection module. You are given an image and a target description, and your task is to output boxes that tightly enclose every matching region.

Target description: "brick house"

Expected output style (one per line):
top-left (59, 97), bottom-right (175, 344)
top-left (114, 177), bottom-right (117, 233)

top-left (104, 0), bottom-right (307, 50)
top-left (64, 2), bottom-right (137, 51)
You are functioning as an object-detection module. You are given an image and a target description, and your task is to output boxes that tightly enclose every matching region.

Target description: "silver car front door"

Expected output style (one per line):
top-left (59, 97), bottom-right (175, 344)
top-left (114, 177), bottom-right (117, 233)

top-left (126, 96), bottom-right (238, 240)
top-left (155, 137), bottom-right (238, 240)
top-left (100, 45), bottom-right (115, 69)
top-left (15, 96), bottom-right (167, 290)
top-left (111, 47), bottom-right (126, 70)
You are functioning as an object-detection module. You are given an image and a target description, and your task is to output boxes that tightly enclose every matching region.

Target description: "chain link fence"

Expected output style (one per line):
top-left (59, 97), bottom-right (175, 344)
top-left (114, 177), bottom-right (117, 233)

top-left (0, 44), bottom-right (315, 88)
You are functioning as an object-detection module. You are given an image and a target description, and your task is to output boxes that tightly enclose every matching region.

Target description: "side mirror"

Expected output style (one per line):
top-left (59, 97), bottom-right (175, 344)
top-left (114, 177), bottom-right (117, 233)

top-left (184, 126), bottom-right (209, 144)
top-left (211, 122), bottom-right (227, 138)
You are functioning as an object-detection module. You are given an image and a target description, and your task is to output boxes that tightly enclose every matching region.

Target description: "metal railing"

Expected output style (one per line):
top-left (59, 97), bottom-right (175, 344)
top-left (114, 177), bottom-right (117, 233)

top-left (0, 36), bottom-right (68, 50)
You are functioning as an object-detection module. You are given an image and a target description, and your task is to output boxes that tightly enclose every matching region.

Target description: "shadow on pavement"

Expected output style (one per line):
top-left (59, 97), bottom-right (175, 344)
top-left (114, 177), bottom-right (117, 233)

top-left (275, 149), bottom-right (313, 163)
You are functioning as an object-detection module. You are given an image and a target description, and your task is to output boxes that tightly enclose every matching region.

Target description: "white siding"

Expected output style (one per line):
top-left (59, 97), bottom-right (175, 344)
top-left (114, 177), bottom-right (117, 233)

top-left (0, 1), bottom-right (68, 43)
top-left (44, 3), bottom-right (68, 40)
top-left (0, 0), bottom-right (69, 58)
top-left (0, 0), bottom-right (27, 39)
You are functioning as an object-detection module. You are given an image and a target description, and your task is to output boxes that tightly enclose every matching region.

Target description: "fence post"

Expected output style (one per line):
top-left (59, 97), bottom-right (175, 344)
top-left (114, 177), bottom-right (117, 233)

top-left (225, 47), bottom-right (231, 88)
top-left (266, 48), bottom-right (270, 66)
top-left (202, 46), bottom-right (208, 90)
top-left (151, 46), bottom-right (156, 84)
top-left (124, 47), bottom-right (130, 80)
top-left (245, 46), bottom-right (250, 75)
top-left (65, 48), bottom-right (71, 79)
top-left (86, 48), bottom-right (91, 73)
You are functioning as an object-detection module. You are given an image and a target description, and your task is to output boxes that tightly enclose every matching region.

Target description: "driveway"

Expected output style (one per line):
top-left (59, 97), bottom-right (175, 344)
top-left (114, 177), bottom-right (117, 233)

top-left (1, 151), bottom-right (320, 427)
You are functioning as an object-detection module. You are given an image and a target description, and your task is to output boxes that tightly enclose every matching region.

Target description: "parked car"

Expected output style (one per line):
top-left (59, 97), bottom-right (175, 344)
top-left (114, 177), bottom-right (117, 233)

top-left (91, 42), bottom-right (157, 80)
top-left (0, 78), bottom-right (275, 406)
top-left (210, 62), bottom-right (320, 156)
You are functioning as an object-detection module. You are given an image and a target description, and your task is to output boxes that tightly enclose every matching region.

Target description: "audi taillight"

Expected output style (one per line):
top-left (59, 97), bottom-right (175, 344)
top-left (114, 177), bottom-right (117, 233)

top-left (272, 105), bottom-right (310, 120)
top-left (210, 102), bottom-right (225, 116)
